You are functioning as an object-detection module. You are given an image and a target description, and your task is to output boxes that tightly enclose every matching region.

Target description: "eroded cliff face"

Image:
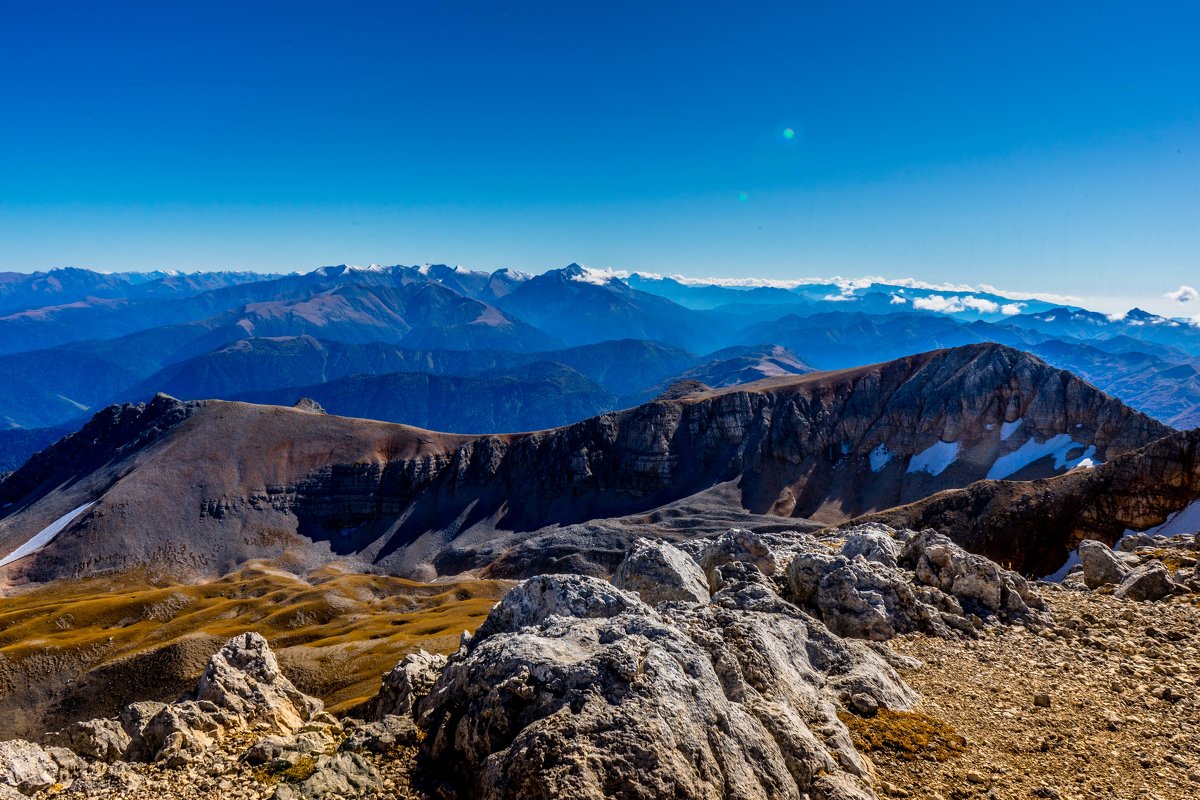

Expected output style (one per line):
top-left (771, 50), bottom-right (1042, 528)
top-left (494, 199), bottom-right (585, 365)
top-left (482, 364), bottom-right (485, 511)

top-left (0, 344), bottom-right (1175, 583)
top-left (274, 342), bottom-right (1171, 543)
top-left (859, 429), bottom-right (1200, 576)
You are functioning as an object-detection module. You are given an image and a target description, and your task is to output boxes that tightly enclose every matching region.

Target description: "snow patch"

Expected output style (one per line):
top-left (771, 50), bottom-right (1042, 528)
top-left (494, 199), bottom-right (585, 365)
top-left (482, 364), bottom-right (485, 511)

top-left (986, 435), bottom-right (1096, 480)
top-left (869, 444), bottom-right (892, 473)
top-left (1000, 418), bottom-right (1023, 441)
top-left (1122, 498), bottom-right (1200, 539)
top-left (0, 502), bottom-right (94, 568)
top-left (907, 440), bottom-right (960, 477)
top-left (1041, 548), bottom-right (1082, 583)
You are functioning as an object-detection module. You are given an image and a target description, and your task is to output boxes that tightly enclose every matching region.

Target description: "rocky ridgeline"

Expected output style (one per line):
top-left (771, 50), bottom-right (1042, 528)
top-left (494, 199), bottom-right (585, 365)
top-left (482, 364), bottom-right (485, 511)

top-left (1, 525), bottom-right (1054, 800)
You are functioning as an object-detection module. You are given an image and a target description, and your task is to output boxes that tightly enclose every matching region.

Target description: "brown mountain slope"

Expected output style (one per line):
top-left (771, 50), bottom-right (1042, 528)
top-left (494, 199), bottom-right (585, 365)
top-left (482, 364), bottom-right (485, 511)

top-left (854, 427), bottom-right (1200, 576)
top-left (0, 343), bottom-right (1173, 586)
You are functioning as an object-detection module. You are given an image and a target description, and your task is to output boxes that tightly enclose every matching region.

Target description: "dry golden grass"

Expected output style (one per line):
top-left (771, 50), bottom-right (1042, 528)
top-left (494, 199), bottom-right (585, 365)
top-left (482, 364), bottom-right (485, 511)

top-left (838, 708), bottom-right (967, 762)
top-left (0, 563), bottom-right (510, 714)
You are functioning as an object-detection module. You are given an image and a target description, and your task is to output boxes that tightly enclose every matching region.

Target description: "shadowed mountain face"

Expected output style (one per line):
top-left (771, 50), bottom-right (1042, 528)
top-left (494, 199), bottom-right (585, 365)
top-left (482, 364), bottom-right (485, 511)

top-left (0, 344), bottom-right (1171, 586)
top-left (857, 428), bottom-right (1200, 577)
top-left (123, 336), bottom-right (700, 405)
top-left (235, 363), bottom-right (620, 434)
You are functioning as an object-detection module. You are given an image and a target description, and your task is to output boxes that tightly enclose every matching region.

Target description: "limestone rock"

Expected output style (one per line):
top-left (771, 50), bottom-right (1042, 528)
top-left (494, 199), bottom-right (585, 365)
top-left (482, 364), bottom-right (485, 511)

top-left (1114, 561), bottom-right (1177, 601)
top-left (0, 739), bottom-right (82, 795)
top-left (683, 527), bottom-right (795, 584)
top-left (194, 631), bottom-right (323, 731)
top-left (133, 701), bottom-right (229, 765)
top-left (341, 716), bottom-right (419, 754)
top-left (274, 752), bottom-right (380, 800)
top-left (784, 526), bottom-right (1048, 640)
top-left (841, 526), bottom-right (904, 568)
top-left (117, 702), bottom-right (167, 742)
top-left (47, 718), bottom-right (131, 763)
top-left (366, 649), bottom-right (449, 722)
top-left (1078, 540), bottom-right (1132, 589)
top-left (612, 536), bottom-right (711, 605)
top-left (121, 633), bottom-right (325, 764)
top-left (417, 572), bottom-right (913, 800)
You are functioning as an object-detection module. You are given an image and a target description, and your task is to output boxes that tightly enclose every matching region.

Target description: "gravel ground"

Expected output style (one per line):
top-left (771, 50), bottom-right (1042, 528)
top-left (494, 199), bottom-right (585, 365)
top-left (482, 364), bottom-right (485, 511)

top-left (869, 587), bottom-right (1200, 800)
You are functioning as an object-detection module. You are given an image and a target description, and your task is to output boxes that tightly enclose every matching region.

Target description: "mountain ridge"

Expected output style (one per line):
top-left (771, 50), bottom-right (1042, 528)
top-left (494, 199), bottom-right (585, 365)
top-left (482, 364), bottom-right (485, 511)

top-left (0, 343), bottom-right (1171, 588)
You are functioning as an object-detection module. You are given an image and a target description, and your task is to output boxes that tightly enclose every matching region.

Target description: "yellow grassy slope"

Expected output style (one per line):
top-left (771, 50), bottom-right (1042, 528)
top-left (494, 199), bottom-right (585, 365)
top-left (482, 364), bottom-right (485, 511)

top-left (0, 564), bottom-right (510, 719)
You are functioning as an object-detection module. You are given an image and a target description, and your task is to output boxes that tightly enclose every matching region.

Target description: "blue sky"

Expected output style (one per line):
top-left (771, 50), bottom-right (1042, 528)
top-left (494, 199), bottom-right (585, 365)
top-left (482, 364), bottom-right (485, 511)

top-left (1, 1), bottom-right (1197, 315)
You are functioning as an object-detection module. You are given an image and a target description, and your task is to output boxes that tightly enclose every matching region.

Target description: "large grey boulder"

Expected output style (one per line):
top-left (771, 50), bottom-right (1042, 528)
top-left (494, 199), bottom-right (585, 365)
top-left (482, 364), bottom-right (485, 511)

top-left (47, 718), bottom-right (131, 763)
top-left (417, 572), bottom-right (912, 800)
top-left (784, 526), bottom-right (1049, 640)
top-left (0, 740), bottom-right (82, 795)
top-left (840, 525), bottom-right (903, 568)
top-left (1114, 560), bottom-right (1178, 601)
top-left (366, 649), bottom-right (448, 722)
top-left (612, 537), bottom-right (711, 605)
top-left (1078, 540), bottom-right (1132, 589)
top-left (902, 529), bottom-right (1043, 615)
top-left (787, 549), bottom-right (971, 640)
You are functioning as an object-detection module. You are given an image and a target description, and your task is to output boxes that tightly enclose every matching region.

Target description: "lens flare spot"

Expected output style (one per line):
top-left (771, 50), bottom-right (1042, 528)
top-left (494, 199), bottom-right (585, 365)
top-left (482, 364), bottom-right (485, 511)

top-left (782, 127), bottom-right (796, 140)
top-left (737, 191), bottom-right (749, 202)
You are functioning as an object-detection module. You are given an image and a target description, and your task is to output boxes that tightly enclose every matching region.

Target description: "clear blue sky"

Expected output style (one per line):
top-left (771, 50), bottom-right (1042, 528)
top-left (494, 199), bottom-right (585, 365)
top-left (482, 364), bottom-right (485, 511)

top-left (1, 1), bottom-right (1197, 314)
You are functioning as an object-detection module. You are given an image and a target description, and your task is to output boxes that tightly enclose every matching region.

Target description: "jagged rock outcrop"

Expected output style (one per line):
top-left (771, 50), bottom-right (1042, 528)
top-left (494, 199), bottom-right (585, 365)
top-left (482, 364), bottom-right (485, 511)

top-left (46, 719), bottom-right (130, 764)
top-left (364, 650), bottom-right (448, 722)
top-left (611, 536), bottom-right (710, 604)
top-left (417, 572), bottom-right (908, 799)
top-left (666, 524), bottom-right (1048, 642)
top-left (0, 344), bottom-right (1172, 584)
top-left (1, 527), bottom-right (1060, 800)
top-left (1057, 533), bottom-right (1200, 597)
top-left (291, 397), bottom-right (326, 414)
top-left (37, 633), bottom-right (327, 770)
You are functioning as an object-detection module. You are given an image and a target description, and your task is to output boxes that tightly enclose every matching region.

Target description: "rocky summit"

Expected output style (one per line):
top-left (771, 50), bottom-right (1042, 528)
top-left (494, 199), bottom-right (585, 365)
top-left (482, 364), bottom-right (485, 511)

top-left (4, 525), bottom-right (1199, 799)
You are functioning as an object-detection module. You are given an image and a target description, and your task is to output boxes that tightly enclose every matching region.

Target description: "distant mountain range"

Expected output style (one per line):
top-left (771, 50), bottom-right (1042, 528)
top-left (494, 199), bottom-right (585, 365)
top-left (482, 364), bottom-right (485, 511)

top-left (0, 263), bottom-right (1195, 473)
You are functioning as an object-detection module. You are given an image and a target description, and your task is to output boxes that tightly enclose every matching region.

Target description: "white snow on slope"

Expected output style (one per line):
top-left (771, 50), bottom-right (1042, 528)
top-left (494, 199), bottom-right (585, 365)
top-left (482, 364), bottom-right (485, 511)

top-left (907, 441), bottom-right (959, 477)
top-left (1042, 548), bottom-right (1082, 582)
top-left (1121, 498), bottom-right (1200, 540)
top-left (986, 435), bottom-right (1096, 480)
top-left (0, 502), bottom-right (94, 568)
top-left (1000, 418), bottom-right (1023, 441)
top-left (869, 444), bottom-right (892, 473)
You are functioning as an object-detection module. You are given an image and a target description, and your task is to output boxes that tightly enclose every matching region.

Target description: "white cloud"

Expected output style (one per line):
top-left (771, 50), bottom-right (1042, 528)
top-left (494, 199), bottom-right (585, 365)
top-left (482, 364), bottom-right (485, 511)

top-left (961, 296), bottom-right (1000, 314)
top-left (889, 293), bottom-right (908, 305)
top-left (631, 272), bottom-right (1082, 305)
top-left (911, 294), bottom-right (1007, 315)
top-left (1000, 302), bottom-right (1025, 315)
top-left (912, 295), bottom-right (958, 313)
top-left (1165, 285), bottom-right (1199, 303)
top-left (570, 266), bottom-right (630, 285)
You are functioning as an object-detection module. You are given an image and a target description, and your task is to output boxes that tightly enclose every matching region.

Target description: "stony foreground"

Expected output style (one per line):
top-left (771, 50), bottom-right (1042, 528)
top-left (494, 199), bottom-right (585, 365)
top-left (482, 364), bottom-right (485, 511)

top-left (2, 525), bottom-right (1197, 799)
top-left (879, 588), bottom-right (1200, 800)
